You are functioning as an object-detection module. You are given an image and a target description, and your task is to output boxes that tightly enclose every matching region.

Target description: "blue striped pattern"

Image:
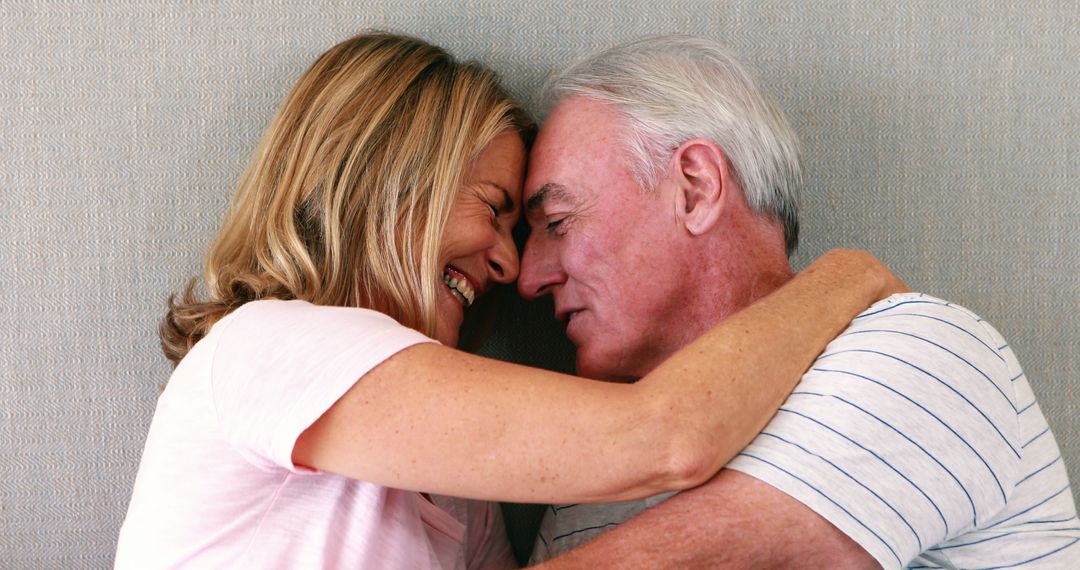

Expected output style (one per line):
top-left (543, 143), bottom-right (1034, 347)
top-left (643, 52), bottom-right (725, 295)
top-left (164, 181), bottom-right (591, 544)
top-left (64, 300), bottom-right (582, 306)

top-left (792, 389), bottom-right (977, 527)
top-left (809, 364), bottom-right (1008, 503)
top-left (531, 294), bottom-right (1080, 568)
top-left (530, 491), bottom-right (674, 561)
top-left (727, 294), bottom-right (1080, 569)
top-left (552, 522), bottom-right (620, 542)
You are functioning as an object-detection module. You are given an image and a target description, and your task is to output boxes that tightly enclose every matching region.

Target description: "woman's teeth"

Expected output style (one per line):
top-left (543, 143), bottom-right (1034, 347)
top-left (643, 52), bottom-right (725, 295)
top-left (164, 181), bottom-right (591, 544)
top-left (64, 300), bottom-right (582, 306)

top-left (442, 271), bottom-right (475, 306)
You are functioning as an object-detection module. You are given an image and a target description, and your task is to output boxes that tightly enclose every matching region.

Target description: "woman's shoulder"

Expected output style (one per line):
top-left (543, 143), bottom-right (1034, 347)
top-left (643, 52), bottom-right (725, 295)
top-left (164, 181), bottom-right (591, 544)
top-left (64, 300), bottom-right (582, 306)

top-left (220, 299), bottom-right (405, 333)
top-left (211, 299), bottom-right (435, 359)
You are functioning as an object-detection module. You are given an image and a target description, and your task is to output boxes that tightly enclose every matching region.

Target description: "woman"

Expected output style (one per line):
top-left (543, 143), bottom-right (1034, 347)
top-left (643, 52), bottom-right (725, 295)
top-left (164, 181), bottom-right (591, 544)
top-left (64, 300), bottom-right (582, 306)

top-left (115, 32), bottom-right (902, 568)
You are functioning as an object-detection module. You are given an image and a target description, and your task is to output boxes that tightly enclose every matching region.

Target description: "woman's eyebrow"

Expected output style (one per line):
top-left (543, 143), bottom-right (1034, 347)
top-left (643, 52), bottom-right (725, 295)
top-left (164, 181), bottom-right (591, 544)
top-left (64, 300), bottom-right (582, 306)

top-left (476, 181), bottom-right (516, 213)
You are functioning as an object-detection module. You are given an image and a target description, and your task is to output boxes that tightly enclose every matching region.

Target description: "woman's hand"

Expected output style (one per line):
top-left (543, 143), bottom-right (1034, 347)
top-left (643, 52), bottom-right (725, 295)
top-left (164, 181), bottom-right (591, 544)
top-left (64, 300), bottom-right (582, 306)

top-left (803, 248), bottom-right (910, 303)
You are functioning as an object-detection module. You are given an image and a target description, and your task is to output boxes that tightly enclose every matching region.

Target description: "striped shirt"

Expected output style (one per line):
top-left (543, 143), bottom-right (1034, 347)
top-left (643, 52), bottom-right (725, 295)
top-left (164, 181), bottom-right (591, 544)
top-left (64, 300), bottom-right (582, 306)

top-left (530, 293), bottom-right (1079, 569)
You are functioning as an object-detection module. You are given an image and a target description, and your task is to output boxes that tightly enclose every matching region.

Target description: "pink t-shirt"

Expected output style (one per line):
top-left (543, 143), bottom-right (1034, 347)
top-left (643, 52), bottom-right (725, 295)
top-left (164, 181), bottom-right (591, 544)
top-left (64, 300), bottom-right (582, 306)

top-left (115, 300), bottom-right (515, 569)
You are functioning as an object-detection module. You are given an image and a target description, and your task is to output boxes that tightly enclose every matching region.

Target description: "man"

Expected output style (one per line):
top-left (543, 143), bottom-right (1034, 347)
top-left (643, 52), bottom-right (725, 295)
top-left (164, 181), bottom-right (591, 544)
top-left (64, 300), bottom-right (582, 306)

top-left (518, 36), bottom-right (1079, 569)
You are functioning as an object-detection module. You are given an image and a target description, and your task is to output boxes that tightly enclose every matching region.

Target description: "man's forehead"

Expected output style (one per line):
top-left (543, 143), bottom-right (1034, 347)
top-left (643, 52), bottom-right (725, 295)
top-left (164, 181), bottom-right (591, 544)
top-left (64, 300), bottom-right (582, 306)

top-left (528, 96), bottom-right (618, 161)
top-left (522, 96), bottom-right (634, 219)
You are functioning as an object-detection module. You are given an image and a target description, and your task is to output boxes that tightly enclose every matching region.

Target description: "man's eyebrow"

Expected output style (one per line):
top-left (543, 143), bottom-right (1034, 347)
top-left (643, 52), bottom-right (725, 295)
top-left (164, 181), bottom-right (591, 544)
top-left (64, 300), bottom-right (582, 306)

top-left (525, 183), bottom-right (570, 214)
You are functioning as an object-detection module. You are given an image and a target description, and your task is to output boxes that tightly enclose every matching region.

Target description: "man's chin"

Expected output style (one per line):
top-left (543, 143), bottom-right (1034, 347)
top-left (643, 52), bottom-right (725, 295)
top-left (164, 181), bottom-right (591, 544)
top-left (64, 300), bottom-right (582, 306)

top-left (575, 353), bottom-right (639, 384)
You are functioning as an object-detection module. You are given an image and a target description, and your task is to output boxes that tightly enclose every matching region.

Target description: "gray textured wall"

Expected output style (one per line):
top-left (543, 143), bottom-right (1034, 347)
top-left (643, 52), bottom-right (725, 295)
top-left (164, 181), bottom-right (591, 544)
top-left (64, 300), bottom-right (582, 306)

top-left (1, 1), bottom-right (1077, 567)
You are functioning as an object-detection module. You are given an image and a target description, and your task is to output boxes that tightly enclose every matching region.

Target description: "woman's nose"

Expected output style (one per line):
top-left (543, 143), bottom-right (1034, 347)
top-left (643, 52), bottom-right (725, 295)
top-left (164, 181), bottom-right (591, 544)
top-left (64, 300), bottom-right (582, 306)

top-left (488, 232), bottom-right (520, 284)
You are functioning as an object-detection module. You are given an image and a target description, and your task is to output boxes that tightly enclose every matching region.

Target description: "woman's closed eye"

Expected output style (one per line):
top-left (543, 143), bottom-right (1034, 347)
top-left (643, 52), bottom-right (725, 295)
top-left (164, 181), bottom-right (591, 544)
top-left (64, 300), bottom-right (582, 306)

top-left (485, 201), bottom-right (503, 229)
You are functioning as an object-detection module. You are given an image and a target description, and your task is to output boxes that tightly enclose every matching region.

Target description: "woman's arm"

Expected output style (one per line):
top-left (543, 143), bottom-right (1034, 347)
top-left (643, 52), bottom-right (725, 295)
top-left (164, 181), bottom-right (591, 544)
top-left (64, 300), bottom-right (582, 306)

top-left (294, 249), bottom-right (906, 503)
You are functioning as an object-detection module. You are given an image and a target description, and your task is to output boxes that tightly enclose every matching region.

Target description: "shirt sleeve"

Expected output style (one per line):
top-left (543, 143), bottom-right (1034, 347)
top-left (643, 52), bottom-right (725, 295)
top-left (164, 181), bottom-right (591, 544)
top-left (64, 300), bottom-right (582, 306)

top-left (209, 300), bottom-right (435, 472)
top-left (726, 294), bottom-right (1023, 570)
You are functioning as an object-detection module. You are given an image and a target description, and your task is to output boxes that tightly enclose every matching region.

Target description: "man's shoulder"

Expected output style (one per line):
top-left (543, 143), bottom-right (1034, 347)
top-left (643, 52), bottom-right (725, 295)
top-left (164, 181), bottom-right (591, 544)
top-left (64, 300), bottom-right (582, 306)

top-left (825, 292), bottom-right (1013, 378)
top-left (787, 292), bottom-right (1026, 495)
top-left (727, 293), bottom-right (1047, 568)
top-left (846, 292), bottom-right (998, 341)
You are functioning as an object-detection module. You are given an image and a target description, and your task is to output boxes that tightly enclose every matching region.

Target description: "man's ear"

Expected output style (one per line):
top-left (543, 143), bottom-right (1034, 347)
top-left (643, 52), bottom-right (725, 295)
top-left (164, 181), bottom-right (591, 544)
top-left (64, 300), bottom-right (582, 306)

top-left (671, 138), bottom-right (727, 236)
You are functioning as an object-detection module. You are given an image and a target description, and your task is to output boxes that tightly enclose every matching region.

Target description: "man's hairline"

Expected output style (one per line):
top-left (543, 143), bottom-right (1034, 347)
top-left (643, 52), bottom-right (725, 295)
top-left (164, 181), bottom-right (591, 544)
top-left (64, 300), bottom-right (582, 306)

top-left (545, 91), bottom-right (798, 247)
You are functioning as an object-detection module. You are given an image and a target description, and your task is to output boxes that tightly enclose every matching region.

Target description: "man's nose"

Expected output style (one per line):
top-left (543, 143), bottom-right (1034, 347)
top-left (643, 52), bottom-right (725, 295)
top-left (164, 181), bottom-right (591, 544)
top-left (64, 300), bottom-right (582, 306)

top-left (488, 231), bottom-right (519, 284)
top-left (517, 237), bottom-right (566, 300)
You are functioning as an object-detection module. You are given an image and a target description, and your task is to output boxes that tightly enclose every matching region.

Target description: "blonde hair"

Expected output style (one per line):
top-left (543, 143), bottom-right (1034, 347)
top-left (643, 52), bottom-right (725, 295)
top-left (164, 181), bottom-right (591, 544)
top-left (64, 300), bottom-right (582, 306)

top-left (161, 32), bottom-right (532, 365)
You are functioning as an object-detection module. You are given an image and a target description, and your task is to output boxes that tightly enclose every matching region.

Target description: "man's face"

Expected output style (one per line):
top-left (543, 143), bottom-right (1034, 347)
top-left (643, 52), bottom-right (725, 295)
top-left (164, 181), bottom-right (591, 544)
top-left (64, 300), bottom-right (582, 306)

top-left (518, 97), bottom-right (690, 381)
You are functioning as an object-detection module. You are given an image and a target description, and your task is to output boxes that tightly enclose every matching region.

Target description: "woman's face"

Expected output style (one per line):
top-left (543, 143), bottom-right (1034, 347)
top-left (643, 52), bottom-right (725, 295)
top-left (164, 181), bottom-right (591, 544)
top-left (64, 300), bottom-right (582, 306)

top-left (435, 131), bottom-right (526, 346)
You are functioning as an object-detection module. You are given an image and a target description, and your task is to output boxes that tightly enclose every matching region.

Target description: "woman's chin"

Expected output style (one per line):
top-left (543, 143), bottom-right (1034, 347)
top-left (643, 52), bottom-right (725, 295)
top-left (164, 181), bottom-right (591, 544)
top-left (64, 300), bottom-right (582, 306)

top-left (434, 291), bottom-right (465, 345)
top-left (433, 324), bottom-right (460, 347)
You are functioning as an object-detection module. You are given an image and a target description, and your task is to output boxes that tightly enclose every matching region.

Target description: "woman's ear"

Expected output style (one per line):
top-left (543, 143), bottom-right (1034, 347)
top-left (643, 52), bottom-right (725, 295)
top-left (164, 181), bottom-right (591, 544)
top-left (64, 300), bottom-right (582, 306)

top-left (671, 138), bottom-right (727, 236)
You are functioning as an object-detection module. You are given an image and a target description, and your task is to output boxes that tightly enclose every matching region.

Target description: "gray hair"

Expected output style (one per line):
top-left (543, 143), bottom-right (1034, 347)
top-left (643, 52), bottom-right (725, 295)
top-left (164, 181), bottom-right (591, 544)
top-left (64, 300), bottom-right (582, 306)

top-left (543, 35), bottom-right (802, 255)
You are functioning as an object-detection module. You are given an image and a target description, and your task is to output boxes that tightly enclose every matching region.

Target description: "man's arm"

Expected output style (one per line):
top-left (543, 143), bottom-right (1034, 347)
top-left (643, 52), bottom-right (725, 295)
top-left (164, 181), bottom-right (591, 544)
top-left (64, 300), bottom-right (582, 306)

top-left (536, 294), bottom-right (1026, 569)
top-left (532, 469), bottom-right (879, 569)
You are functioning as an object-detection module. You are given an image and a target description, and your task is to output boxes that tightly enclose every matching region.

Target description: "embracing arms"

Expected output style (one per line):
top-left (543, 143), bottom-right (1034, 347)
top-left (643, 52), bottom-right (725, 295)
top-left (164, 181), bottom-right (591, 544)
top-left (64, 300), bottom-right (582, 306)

top-left (532, 292), bottom-right (1039, 569)
top-left (293, 249), bottom-right (906, 504)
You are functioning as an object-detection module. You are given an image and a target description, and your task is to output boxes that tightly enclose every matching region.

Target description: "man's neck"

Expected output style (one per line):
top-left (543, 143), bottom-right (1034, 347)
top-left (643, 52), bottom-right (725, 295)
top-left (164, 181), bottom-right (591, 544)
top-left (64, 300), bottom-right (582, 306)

top-left (637, 222), bottom-right (794, 379)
